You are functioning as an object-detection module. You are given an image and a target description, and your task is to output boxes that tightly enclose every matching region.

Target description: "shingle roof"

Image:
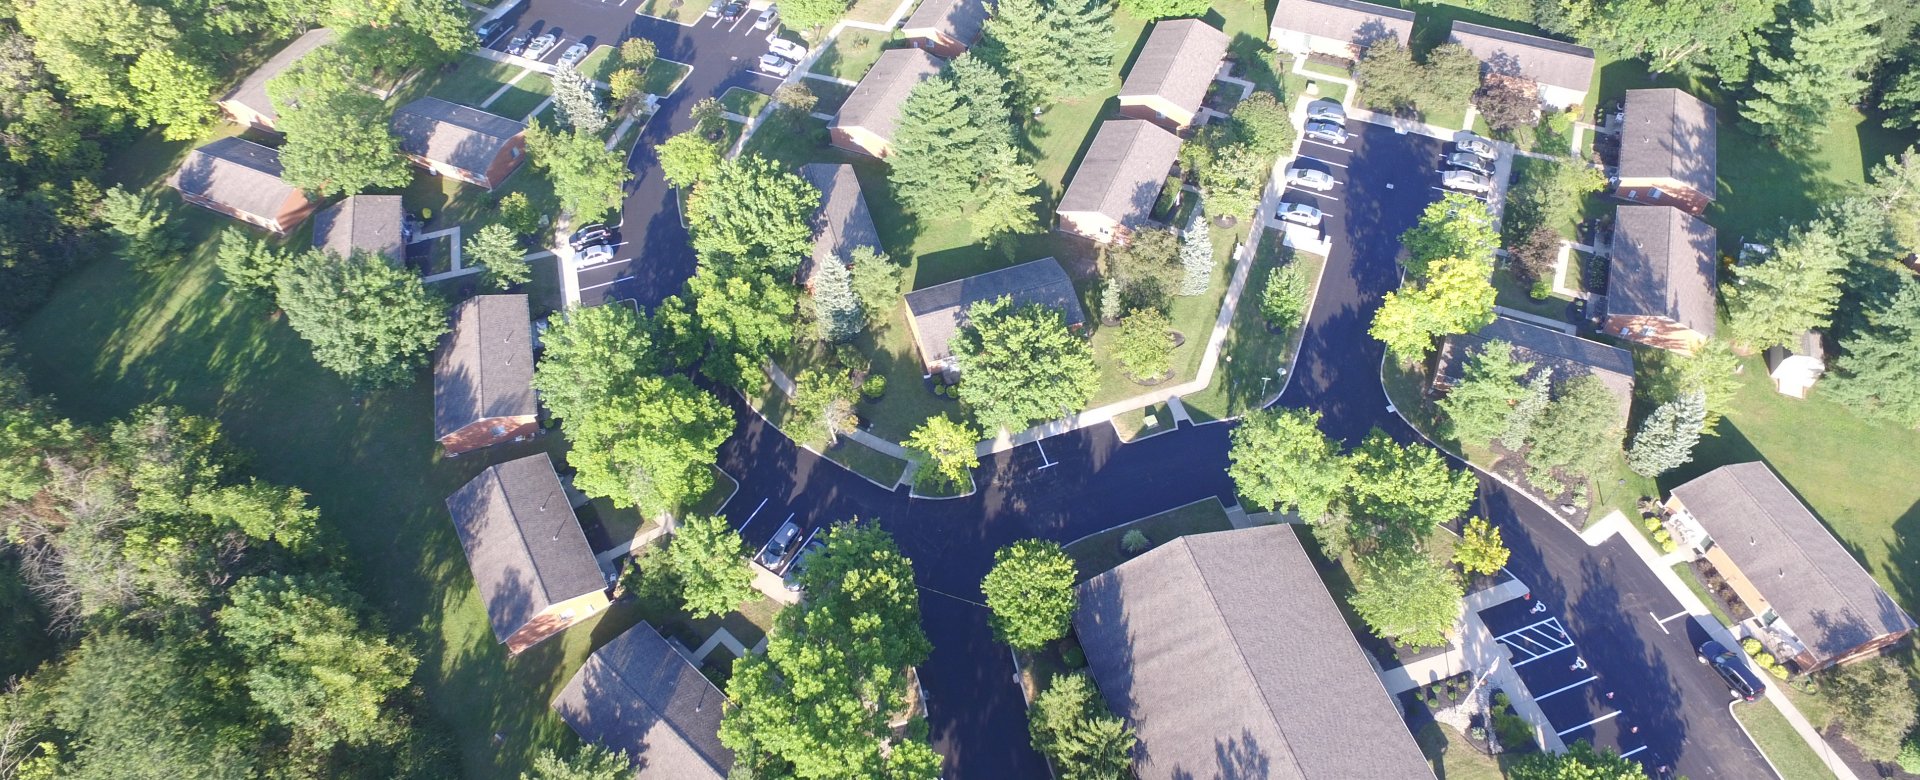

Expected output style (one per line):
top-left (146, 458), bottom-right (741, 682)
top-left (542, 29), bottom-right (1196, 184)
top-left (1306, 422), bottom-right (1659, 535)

top-left (1672, 463), bottom-right (1917, 665)
top-left (799, 163), bottom-right (881, 284)
top-left (444, 454), bottom-right (605, 644)
top-left (552, 622), bottom-right (733, 779)
top-left (831, 48), bottom-right (944, 144)
top-left (1449, 21), bottom-right (1595, 93)
top-left (900, 0), bottom-right (990, 47)
top-left (391, 97), bottom-right (526, 175)
top-left (1607, 205), bottom-right (1718, 336)
top-left (1120, 20), bottom-right (1231, 119)
top-left (1619, 88), bottom-right (1717, 200)
top-left (312, 195), bottom-right (405, 262)
top-left (903, 258), bottom-right (1086, 368)
top-left (1075, 525), bottom-right (1435, 780)
top-left (1269, 0), bottom-right (1414, 50)
top-left (167, 137), bottom-right (303, 218)
top-left (1436, 317), bottom-right (1636, 425)
top-left (220, 28), bottom-right (334, 125)
top-left (434, 294), bottom-right (536, 440)
top-left (1057, 120), bottom-right (1182, 225)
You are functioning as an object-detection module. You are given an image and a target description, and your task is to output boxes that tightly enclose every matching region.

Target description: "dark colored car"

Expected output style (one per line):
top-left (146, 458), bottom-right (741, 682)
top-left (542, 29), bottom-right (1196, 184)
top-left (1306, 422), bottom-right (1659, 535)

top-left (505, 33), bottom-right (530, 56)
top-left (1304, 119), bottom-right (1347, 145)
top-left (722, 1), bottom-right (746, 21)
top-left (569, 223), bottom-right (610, 251)
top-left (782, 538), bottom-right (826, 592)
top-left (756, 520), bottom-right (802, 571)
top-left (1698, 640), bottom-right (1766, 702)
top-left (476, 19), bottom-right (509, 42)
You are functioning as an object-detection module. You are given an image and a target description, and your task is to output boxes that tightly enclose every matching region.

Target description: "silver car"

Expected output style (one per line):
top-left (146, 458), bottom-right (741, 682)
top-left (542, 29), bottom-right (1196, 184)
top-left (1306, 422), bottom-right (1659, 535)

top-left (1285, 167), bottom-right (1336, 192)
top-left (1306, 99), bottom-right (1346, 123)
top-left (757, 52), bottom-right (794, 77)
top-left (767, 38), bottom-right (807, 61)
top-left (557, 42), bottom-right (589, 69)
top-left (524, 33), bottom-right (557, 60)
top-left (1455, 132), bottom-right (1498, 160)
top-left (1442, 170), bottom-right (1492, 193)
top-left (755, 5), bottom-right (779, 30)
top-left (1446, 151), bottom-right (1494, 176)
top-left (1276, 202), bottom-right (1324, 227)
top-left (1304, 119), bottom-right (1347, 145)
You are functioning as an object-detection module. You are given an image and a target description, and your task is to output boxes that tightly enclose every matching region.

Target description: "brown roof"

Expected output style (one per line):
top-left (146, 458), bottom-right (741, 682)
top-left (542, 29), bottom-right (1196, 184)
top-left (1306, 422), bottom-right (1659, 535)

top-left (391, 97), bottom-right (526, 176)
top-left (1671, 463), bottom-right (1917, 666)
top-left (831, 48), bottom-right (944, 144)
top-left (552, 622), bottom-right (733, 779)
top-left (312, 195), bottom-right (405, 262)
top-left (444, 454), bottom-right (605, 644)
top-left (1057, 120), bottom-right (1182, 226)
top-left (1435, 317), bottom-right (1636, 426)
top-left (1619, 88), bottom-right (1718, 200)
top-left (1075, 525), bottom-right (1435, 779)
top-left (220, 28), bottom-right (334, 125)
top-left (1449, 21), bottom-right (1595, 93)
top-left (900, 0), bottom-right (990, 46)
top-left (903, 257), bottom-right (1086, 368)
top-left (167, 137), bottom-right (303, 217)
top-left (799, 163), bottom-right (881, 283)
top-left (1607, 205), bottom-right (1718, 336)
top-left (1120, 20), bottom-right (1231, 119)
top-left (1269, 0), bottom-right (1413, 50)
top-left (434, 294), bottom-right (537, 439)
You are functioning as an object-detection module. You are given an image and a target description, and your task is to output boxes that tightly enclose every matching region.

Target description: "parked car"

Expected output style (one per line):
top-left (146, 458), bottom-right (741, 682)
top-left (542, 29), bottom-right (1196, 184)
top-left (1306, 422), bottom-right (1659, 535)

top-left (558, 42), bottom-right (589, 69)
top-left (531, 316), bottom-right (551, 351)
top-left (705, 0), bottom-right (725, 16)
top-left (782, 538), bottom-right (826, 592)
top-left (574, 243), bottom-right (614, 267)
top-left (1455, 132), bottom-right (1498, 159)
top-left (1285, 167), bottom-right (1336, 192)
top-left (1698, 641), bottom-right (1766, 702)
top-left (755, 5), bottom-right (779, 30)
top-left (1445, 151), bottom-right (1495, 176)
top-left (1441, 170), bottom-right (1492, 194)
top-left (767, 38), bottom-right (807, 61)
top-left (757, 53), bottom-right (795, 77)
top-left (525, 33), bottom-right (557, 60)
top-left (476, 18), bottom-right (510, 43)
top-left (505, 33), bottom-right (530, 56)
top-left (756, 520), bottom-right (802, 571)
top-left (722, 1), bottom-right (746, 21)
top-left (1276, 202), bottom-right (1323, 227)
top-left (1306, 99), bottom-right (1346, 123)
top-left (1303, 119), bottom-right (1347, 145)
top-left (569, 223), bottom-right (611, 251)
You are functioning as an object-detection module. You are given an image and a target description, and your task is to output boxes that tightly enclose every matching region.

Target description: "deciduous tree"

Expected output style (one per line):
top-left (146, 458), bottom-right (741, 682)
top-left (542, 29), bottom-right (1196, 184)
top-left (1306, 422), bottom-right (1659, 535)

top-left (1509, 741), bottom-right (1647, 780)
top-left (1347, 430), bottom-right (1478, 549)
top-left (1474, 76), bottom-right (1541, 131)
top-left (1103, 227), bottom-right (1182, 311)
top-left (1815, 655), bottom-right (1920, 761)
top-left (273, 250), bottom-right (448, 387)
top-left (1260, 262), bottom-right (1310, 330)
top-left (779, 0), bottom-right (855, 34)
top-left (665, 515), bottom-right (756, 618)
top-left (655, 131), bottom-right (723, 189)
top-left (532, 303), bottom-right (656, 424)
top-left (523, 744), bottom-right (632, 780)
top-left (1370, 255), bottom-right (1497, 361)
top-left (526, 123), bottom-right (631, 223)
top-left (1524, 374), bottom-right (1621, 484)
top-left (1562, 0), bottom-right (1775, 81)
top-left (1113, 308), bottom-right (1173, 379)
top-left (1401, 193), bottom-right (1500, 279)
top-left (1117, 0), bottom-right (1207, 21)
top-left (465, 223), bottom-right (530, 291)
top-left (686, 155), bottom-right (819, 275)
top-left (905, 414), bottom-right (982, 493)
top-left (685, 268), bottom-right (799, 388)
top-left (1349, 546), bottom-right (1463, 648)
top-left (1227, 408), bottom-right (1350, 520)
top-left (270, 47), bottom-right (411, 197)
top-left (214, 227), bottom-right (291, 294)
top-left (1453, 517), bottom-right (1510, 576)
top-left (950, 297), bottom-right (1099, 433)
top-left (982, 540), bottom-right (1078, 650)
top-left (562, 374), bottom-right (732, 517)
top-left (789, 368), bottom-right (859, 445)
top-left (1029, 673), bottom-right (1136, 780)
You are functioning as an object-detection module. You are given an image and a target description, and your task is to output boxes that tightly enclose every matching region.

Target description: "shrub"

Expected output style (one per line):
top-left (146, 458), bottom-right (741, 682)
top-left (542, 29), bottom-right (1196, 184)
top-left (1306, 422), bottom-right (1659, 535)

top-left (1768, 663), bottom-right (1790, 680)
top-left (1901, 737), bottom-right (1920, 773)
top-left (1493, 691), bottom-right (1511, 709)
top-left (862, 375), bottom-right (887, 399)
top-left (1660, 539), bottom-right (1677, 554)
top-left (1755, 652), bottom-right (1777, 668)
top-left (1494, 712), bottom-right (1535, 751)
top-left (1645, 516), bottom-right (1663, 532)
top-left (1742, 638), bottom-right (1763, 655)
top-left (1061, 645), bottom-right (1086, 669)
top-left (933, 383), bottom-right (948, 397)
top-left (1121, 529), bottom-right (1150, 553)
top-left (834, 344), bottom-right (870, 372)
top-left (1653, 528), bottom-right (1671, 544)
top-left (1469, 726), bottom-right (1486, 741)
top-left (1259, 263), bottom-right (1310, 330)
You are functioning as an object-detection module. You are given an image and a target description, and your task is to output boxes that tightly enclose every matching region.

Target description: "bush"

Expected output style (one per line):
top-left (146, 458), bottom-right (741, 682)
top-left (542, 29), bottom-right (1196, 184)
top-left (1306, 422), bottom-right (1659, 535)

top-left (1493, 691), bottom-right (1511, 709)
top-left (1653, 528), bottom-right (1671, 544)
top-left (1768, 663), bottom-right (1790, 680)
top-left (1494, 712), bottom-right (1535, 751)
top-left (1121, 529), bottom-right (1150, 553)
top-left (1754, 652), bottom-right (1777, 668)
top-left (1660, 539), bottom-right (1677, 554)
top-left (1260, 263), bottom-right (1310, 330)
top-left (1061, 645), bottom-right (1086, 669)
top-left (933, 383), bottom-right (948, 397)
top-left (1742, 638), bottom-right (1763, 655)
top-left (833, 344), bottom-right (870, 372)
top-left (1901, 737), bottom-right (1920, 773)
top-left (861, 375), bottom-right (887, 399)
top-left (1645, 516), bottom-right (1664, 532)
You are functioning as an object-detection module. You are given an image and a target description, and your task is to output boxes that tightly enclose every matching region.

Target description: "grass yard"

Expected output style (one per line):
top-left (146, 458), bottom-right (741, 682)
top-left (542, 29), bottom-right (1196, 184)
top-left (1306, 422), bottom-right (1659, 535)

top-left (1085, 215), bottom-right (1245, 408)
top-left (1111, 402), bottom-right (1175, 443)
top-left (1489, 265), bottom-right (1574, 322)
top-left (742, 113), bottom-right (834, 169)
top-left (720, 86), bottom-right (771, 118)
top-left (749, 375), bottom-right (914, 483)
top-left (845, 0), bottom-right (902, 24)
top-left (1414, 722), bottom-right (1507, 780)
top-left (803, 78), bottom-right (855, 114)
top-left (1063, 498), bottom-right (1233, 579)
top-left (1733, 700), bottom-right (1841, 780)
top-left (399, 165), bottom-right (559, 234)
top-left (577, 45), bottom-right (620, 83)
top-left (425, 57), bottom-right (529, 108)
top-left (1184, 230), bottom-right (1323, 421)
top-left (809, 28), bottom-right (894, 83)
top-left (821, 438), bottom-right (908, 487)
top-left (487, 72), bottom-right (553, 120)
top-left (645, 59), bottom-right (694, 97)
top-left (1672, 563), bottom-right (1735, 627)
top-left (636, 0), bottom-right (708, 24)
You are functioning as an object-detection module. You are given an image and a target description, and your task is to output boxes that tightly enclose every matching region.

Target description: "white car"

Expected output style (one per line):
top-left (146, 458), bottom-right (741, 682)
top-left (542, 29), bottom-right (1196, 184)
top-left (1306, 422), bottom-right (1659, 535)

top-left (524, 33), bottom-right (557, 60)
top-left (1306, 99), bottom-right (1346, 123)
top-left (1285, 167), bottom-right (1336, 192)
top-left (767, 38), bottom-right (807, 61)
top-left (557, 42), bottom-right (589, 69)
top-left (1276, 202), bottom-right (1324, 227)
top-left (574, 243), bottom-right (615, 267)
top-left (1455, 132), bottom-right (1498, 160)
top-left (1442, 170), bottom-right (1493, 193)
top-left (755, 5), bottom-right (779, 30)
top-left (757, 53), bottom-right (795, 77)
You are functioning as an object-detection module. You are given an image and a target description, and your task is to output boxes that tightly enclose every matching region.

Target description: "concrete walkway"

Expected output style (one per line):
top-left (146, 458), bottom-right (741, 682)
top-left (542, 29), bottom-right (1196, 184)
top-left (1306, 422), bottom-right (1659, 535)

top-left (1378, 579), bottom-right (1569, 754)
top-left (1492, 306), bottom-right (1575, 334)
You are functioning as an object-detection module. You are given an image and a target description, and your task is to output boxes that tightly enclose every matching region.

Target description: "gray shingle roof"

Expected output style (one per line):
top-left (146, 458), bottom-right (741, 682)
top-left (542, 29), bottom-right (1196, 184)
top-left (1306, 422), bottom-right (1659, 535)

top-left (1075, 525), bottom-right (1434, 780)
top-left (553, 622), bottom-right (733, 780)
top-left (1269, 0), bottom-right (1413, 49)
top-left (1436, 317), bottom-right (1636, 425)
top-left (831, 48), bottom-right (944, 144)
top-left (1672, 463), bottom-right (1917, 665)
top-left (1619, 88), bottom-right (1718, 200)
top-left (903, 257), bottom-right (1086, 368)
top-left (1120, 20), bottom-right (1231, 119)
top-left (1448, 21), bottom-right (1595, 93)
top-left (901, 0), bottom-right (990, 46)
top-left (1057, 119), bottom-right (1182, 225)
top-left (799, 163), bottom-right (881, 284)
top-left (444, 454), bottom-right (605, 644)
top-left (434, 294), bottom-right (537, 440)
top-left (167, 137), bottom-right (302, 218)
top-left (220, 28), bottom-right (334, 125)
top-left (391, 97), bottom-right (526, 175)
top-left (1607, 205), bottom-right (1718, 336)
top-left (312, 195), bottom-right (405, 262)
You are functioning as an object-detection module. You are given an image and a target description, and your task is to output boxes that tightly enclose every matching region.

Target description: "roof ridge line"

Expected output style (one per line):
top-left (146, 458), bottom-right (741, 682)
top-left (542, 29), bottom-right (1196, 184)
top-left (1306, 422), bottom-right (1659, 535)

top-left (612, 628), bottom-right (732, 770)
top-left (1738, 467), bottom-right (1892, 628)
top-left (1179, 536), bottom-right (1306, 774)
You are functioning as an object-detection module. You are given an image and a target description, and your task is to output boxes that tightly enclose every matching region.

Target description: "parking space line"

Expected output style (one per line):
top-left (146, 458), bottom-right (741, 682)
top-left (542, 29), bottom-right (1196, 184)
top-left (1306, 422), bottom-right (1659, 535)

top-left (1300, 139), bottom-right (1348, 154)
top-left (737, 498), bottom-right (769, 531)
top-left (1492, 618), bottom-right (1563, 643)
top-left (1556, 711), bottom-right (1619, 736)
top-left (1620, 745), bottom-right (1648, 759)
top-left (1295, 155), bottom-right (1347, 169)
top-left (578, 275), bottom-right (632, 292)
top-left (798, 525), bottom-right (822, 549)
top-left (1512, 644), bottom-right (1575, 667)
top-left (1533, 675), bottom-right (1598, 701)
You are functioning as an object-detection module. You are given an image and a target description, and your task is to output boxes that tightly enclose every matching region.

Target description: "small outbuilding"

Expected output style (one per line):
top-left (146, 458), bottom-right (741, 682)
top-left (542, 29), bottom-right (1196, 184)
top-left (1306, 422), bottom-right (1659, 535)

top-left (167, 137), bottom-right (316, 235)
top-left (1118, 19), bottom-right (1231, 132)
top-left (1433, 316), bottom-right (1635, 429)
top-left (798, 163), bottom-right (882, 288)
top-left (830, 48), bottom-right (945, 159)
top-left (899, 0), bottom-right (990, 58)
top-left (902, 257), bottom-right (1086, 377)
top-left (1448, 21), bottom-right (1595, 110)
top-left (312, 194), bottom-right (407, 262)
top-left (217, 28), bottom-right (334, 131)
top-left (391, 97), bottom-right (528, 190)
top-left (1666, 462), bottom-right (1917, 673)
top-left (434, 294), bottom-right (538, 455)
top-left (445, 453), bottom-right (609, 655)
top-left (552, 621), bottom-right (734, 779)
top-left (1615, 88), bottom-right (1718, 215)
top-left (1764, 331), bottom-right (1826, 399)
top-left (1056, 119), bottom-right (1183, 244)
top-left (1268, 0), bottom-right (1414, 61)
top-left (1604, 204), bottom-right (1718, 354)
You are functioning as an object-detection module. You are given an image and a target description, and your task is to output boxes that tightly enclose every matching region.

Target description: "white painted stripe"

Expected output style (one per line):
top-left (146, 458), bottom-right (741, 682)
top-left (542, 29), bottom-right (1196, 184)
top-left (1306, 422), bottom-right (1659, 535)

top-left (578, 275), bottom-right (633, 292)
top-left (1555, 710), bottom-right (1619, 736)
top-left (1492, 618), bottom-right (1562, 643)
top-left (737, 498), bottom-right (769, 531)
top-left (1295, 155), bottom-right (1348, 169)
top-left (1620, 745), bottom-right (1648, 759)
top-left (1512, 644), bottom-right (1575, 667)
top-left (1301, 139), bottom-right (1348, 153)
top-left (1533, 675), bottom-right (1598, 701)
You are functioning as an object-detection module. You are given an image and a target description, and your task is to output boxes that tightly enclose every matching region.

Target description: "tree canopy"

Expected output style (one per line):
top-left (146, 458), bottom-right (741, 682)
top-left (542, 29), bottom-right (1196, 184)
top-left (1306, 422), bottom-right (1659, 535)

top-left (951, 297), bottom-right (1099, 433)
top-left (1437, 340), bottom-right (1531, 447)
top-left (273, 249), bottom-right (448, 387)
top-left (563, 374), bottom-right (733, 517)
top-left (1029, 673), bottom-right (1136, 780)
top-left (1227, 408), bottom-right (1350, 520)
top-left (1347, 430), bottom-right (1478, 549)
top-left (526, 123), bottom-right (631, 223)
top-left (1370, 255), bottom-right (1496, 361)
top-left (687, 155), bottom-right (820, 275)
top-left (663, 514), bottom-right (757, 617)
top-left (1348, 546), bottom-right (1463, 649)
top-left (980, 0), bottom-right (1114, 106)
top-left (982, 540), bottom-right (1079, 651)
top-left (905, 414), bottom-right (982, 494)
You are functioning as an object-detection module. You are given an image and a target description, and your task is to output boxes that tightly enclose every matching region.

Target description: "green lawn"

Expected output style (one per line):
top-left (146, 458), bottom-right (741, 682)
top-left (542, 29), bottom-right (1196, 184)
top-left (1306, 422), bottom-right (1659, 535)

top-left (845, 0), bottom-right (901, 24)
top-left (804, 78), bottom-right (855, 114)
top-left (487, 72), bottom-right (553, 120)
top-left (821, 438), bottom-right (908, 487)
top-left (720, 86), bottom-right (771, 118)
top-left (1672, 563), bottom-right (1735, 627)
top-left (398, 164), bottom-right (559, 235)
top-left (425, 57), bottom-right (529, 108)
top-left (577, 45), bottom-right (620, 83)
top-left (1184, 231), bottom-right (1324, 421)
top-left (748, 372), bottom-right (915, 482)
top-left (1414, 722), bottom-right (1508, 780)
top-left (809, 28), bottom-right (894, 82)
top-left (1111, 402), bottom-right (1175, 442)
top-left (1733, 700), bottom-right (1841, 780)
top-left (636, 0), bottom-right (707, 24)
top-left (645, 59), bottom-right (693, 97)
top-left (1062, 498), bottom-right (1234, 579)
top-left (1489, 265), bottom-right (1572, 321)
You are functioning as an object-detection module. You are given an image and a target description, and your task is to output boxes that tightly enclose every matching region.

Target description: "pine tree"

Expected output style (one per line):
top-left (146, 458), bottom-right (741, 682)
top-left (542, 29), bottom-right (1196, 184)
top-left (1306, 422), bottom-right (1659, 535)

top-left (810, 257), bottom-right (864, 342)
top-left (969, 143), bottom-right (1042, 250)
top-left (1828, 278), bottom-right (1920, 428)
top-left (888, 74), bottom-right (982, 215)
top-left (1178, 206), bottom-right (1214, 296)
top-left (1627, 391), bottom-right (1706, 477)
top-left (948, 54), bottom-right (1016, 146)
top-left (552, 68), bottom-right (609, 135)
top-left (981, 0), bottom-right (1113, 106)
top-left (1437, 340), bottom-right (1529, 447)
top-left (1500, 369), bottom-right (1552, 451)
top-left (1099, 277), bottom-right (1124, 324)
top-left (1725, 223), bottom-right (1850, 350)
top-left (1742, 0), bottom-right (1885, 152)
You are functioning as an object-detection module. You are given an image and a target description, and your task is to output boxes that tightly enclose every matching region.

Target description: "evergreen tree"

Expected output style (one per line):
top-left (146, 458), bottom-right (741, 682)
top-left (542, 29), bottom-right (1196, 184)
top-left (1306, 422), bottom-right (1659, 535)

top-left (1178, 207), bottom-right (1214, 296)
top-left (981, 0), bottom-right (1114, 107)
top-left (1525, 375), bottom-right (1622, 483)
top-left (1725, 222), bottom-right (1850, 349)
top-left (1437, 340), bottom-right (1530, 447)
top-left (810, 256), bottom-right (865, 342)
top-left (1029, 673), bottom-right (1136, 780)
top-left (849, 246), bottom-right (905, 317)
top-left (551, 68), bottom-right (608, 135)
top-left (99, 185), bottom-right (175, 266)
top-left (970, 143), bottom-right (1043, 250)
top-left (213, 227), bottom-right (290, 294)
top-left (888, 74), bottom-right (982, 215)
top-left (1627, 390), bottom-right (1706, 477)
top-left (1828, 278), bottom-right (1920, 428)
top-left (1501, 370), bottom-right (1553, 450)
top-left (1743, 0), bottom-right (1886, 152)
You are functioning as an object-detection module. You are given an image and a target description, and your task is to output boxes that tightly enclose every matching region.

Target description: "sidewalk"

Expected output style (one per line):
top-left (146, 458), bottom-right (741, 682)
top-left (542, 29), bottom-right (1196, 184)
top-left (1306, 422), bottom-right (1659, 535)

top-left (1377, 579), bottom-right (1569, 754)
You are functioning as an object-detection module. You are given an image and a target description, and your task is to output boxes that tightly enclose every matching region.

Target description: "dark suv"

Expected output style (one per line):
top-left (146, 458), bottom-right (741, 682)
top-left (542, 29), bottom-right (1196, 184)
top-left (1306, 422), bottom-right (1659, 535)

top-left (1698, 640), bottom-right (1766, 702)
